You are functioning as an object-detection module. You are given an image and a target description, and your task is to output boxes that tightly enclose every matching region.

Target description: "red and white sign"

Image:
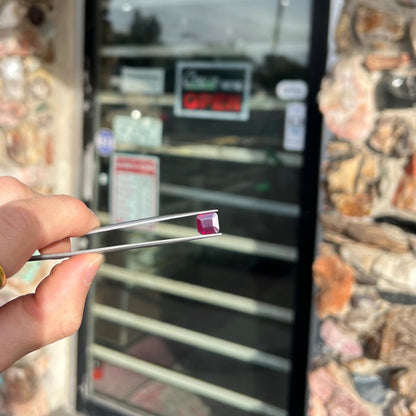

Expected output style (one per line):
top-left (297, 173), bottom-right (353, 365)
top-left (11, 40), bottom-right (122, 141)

top-left (174, 61), bottom-right (252, 121)
top-left (111, 154), bottom-right (159, 224)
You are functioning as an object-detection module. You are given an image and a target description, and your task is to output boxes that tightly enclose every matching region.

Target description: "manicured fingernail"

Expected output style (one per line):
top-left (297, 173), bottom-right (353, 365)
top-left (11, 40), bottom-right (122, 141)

top-left (84, 254), bottom-right (103, 286)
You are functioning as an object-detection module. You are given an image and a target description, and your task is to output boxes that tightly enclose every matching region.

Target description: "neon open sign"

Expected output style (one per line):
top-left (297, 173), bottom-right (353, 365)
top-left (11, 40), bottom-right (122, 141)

top-left (175, 61), bottom-right (252, 121)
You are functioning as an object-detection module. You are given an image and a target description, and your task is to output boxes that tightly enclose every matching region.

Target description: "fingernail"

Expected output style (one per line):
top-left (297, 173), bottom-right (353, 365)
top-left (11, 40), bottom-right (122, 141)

top-left (0, 265), bottom-right (6, 289)
top-left (84, 254), bottom-right (104, 286)
top-left (90, 210), bottom-right (101, 228)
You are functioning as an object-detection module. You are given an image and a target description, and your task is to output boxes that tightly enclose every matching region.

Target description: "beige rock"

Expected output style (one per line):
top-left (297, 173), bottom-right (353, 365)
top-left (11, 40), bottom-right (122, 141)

top-left (344, 299), bottom-right (388, 336)
top-left (344, 358), bottom-right (388, 375)
top-left (321, 211), bottom-right (410, 252)
top-left (373, 252), bottom-right (416, 296)
top-left (319, 56), bottom-right (376, 142)
top-left (335, 5), bottom-right (355, 53)
top-left (339, 243), bottom-right (416, 296)
top-left (410, 400), bottom-right (416, 415)
top-left (392, 155), bottom-right (416, 212)
top-left (368, 115), bottom-right (413, 157)
top-left (340, 243), bottom-right (380, 276)
top-left (326, 150), bottom-right (381, 217)
top-left (326, 139), bottom-right (355, 159)
top-left (379, 305), bottom-right (416, 367)
top-left (354, 3), bottom-right (406, 47)
top-left (357, 153), bottom-right (379, 194)
top-left (308, 361), bottom-right (380, 416)
top-left (327, 154), bottom-right (362, 195)
top-left (390, 369), bottom-right (416, 401)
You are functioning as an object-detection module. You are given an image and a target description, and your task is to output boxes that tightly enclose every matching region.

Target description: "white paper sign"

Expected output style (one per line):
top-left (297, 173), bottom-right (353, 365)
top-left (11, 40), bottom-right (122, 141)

top-left (113, 115), bottom-right (163, 147)
top-left (120, 67), bottom-right (165, 95)
top-left (283, 102), bottom-right (306, 152)
top-left (111, 154), bottom-right (159, 224)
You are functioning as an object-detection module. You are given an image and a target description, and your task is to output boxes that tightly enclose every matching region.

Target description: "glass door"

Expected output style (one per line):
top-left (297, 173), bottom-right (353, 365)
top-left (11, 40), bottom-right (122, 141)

top-left (78, 1), bottom-right (327, 415)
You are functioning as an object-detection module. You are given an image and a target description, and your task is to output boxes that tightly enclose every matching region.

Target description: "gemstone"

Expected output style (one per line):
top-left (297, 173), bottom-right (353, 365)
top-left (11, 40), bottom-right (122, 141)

top-left (196, 212), bottom-right (220, 235)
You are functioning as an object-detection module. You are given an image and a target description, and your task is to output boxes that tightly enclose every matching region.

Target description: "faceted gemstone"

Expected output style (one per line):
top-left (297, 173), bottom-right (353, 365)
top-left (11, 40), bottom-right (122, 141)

top-left (196, 212), bottom-right (220, 235)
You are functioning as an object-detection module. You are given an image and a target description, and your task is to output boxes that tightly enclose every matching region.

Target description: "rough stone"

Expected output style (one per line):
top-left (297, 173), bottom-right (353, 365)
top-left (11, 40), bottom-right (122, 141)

top-left (307, 394), bottom-right (328, 416)
top-left (321, 211), bottom-right (410, 253)
top-left (367, 115), bottom-right (413, 158)
top-left (410, 400), bottom-right (416, 415)
top-left (364, 52), bottom-right (410, 72)
top-left (344, 358), bottom-right (388, 376)
top-left (373, 253), bottom-right (416, 297)
top-left (392, 155), bottom-right (416, 212)
top-left (379, 305), bottom-right (416, 367)
top-left (312, 254), bottom-right (355, 318)
top-left (344, 298), bottom-right (388, 336)
top-left (350, 285), bottom-right (381, 308)
top-left (335, 5), bottom-right (355, 53)
top-left (326, 139), bottom-right (355, 159)
top-left (340, 243), bottom-right (379, 277)
top-left (308, 361), bottom-right (380, 416)
top-left (354, 4), bottom-right (406, 47)
top-left (390, 368), bottom-right (416, 401)
top-left (339, 243), bottom-right (416, 297)
top-left (327, 154), bottom-right (363, 196)
top-left (319, 56), bottom-right (376, 142)
top-left (326, 151), bottom-right (381, 218)
top-left (352, 373), bottom-right (388, 405)
top-left (386, 395), bottom-right (415, 416)
top-left (320, 318), bottom-right (363, 360)
top-left (332, 192), bottom-right (373, 217)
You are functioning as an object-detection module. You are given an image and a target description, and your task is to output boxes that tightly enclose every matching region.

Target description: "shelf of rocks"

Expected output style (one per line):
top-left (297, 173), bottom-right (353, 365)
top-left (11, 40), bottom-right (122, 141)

top-left (97, 89), bottom-right (287, 112)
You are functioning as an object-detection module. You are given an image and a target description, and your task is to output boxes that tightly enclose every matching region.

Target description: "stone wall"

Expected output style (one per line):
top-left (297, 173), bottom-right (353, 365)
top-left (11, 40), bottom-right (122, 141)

top-left (307, 1), bottom-right (416, 415)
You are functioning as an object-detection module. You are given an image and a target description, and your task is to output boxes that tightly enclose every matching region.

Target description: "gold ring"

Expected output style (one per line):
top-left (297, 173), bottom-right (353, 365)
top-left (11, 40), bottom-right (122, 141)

top-left (0, 265), bottom-right (6, 289)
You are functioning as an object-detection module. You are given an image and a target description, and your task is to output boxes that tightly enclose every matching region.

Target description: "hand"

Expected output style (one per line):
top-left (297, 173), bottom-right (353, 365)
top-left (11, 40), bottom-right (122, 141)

top-left (0, 177), bottom-right (103, 371)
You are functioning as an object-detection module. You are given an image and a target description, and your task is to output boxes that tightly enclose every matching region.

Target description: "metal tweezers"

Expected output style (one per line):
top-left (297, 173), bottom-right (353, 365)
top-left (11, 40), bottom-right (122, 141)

top-left (29, 209), bottom-right (221, 261)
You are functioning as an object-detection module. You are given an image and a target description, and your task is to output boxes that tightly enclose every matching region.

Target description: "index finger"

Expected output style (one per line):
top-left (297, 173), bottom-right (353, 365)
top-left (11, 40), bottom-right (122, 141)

top-left (0, 194), bottom-right (100, 277)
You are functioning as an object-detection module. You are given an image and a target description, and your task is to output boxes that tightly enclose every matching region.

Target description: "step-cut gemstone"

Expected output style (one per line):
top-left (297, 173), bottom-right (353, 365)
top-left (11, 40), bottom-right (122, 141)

top-left (197, 212), bottom-right (220, 235)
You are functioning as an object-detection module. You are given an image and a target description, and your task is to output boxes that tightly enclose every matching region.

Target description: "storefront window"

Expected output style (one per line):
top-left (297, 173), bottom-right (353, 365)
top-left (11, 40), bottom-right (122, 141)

top-left (80, 2), bottom-right (320, 416)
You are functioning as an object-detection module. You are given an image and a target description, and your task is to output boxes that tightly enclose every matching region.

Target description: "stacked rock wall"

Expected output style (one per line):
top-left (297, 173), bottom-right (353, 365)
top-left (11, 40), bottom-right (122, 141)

top-left (308, 1), bottom-right (416, 415)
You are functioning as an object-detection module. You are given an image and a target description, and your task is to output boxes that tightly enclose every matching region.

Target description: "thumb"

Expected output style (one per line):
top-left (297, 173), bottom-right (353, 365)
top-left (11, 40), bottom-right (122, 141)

top-left (0, 253), bottom-right (103, 371)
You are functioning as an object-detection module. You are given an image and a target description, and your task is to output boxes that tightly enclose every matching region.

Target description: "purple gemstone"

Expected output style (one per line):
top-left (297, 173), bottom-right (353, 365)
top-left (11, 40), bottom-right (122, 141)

top-left (197, 212), bottom-right (220, 235)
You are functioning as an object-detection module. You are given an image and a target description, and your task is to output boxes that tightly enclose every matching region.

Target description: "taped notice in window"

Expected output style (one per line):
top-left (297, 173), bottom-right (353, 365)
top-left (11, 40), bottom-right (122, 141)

top-left (283, 102), bottom-right (306, 152)
top-left (113, 115), bottom-right (162, 148)
top-left (110, 153), bottom-right (159, 226)
top-left (120, 67), bottom-right (165, 95)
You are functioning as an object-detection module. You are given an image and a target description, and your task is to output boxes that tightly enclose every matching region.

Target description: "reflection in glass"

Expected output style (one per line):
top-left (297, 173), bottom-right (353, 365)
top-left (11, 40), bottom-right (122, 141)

top-left (88, 1), bottom-right (313, 415)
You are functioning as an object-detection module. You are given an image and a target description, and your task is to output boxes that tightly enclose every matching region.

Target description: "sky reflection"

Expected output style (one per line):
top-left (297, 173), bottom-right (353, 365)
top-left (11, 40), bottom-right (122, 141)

top-left (105, 0), bottom-right (312, 64)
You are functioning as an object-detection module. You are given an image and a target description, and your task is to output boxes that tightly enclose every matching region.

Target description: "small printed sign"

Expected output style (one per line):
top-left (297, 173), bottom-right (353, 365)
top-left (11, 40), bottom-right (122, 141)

top-left (174, 61), bottom-right (252, 121)
top-left (276, 80), bottom-right (308, 101)
top-left (110, 153), bottom-right (159, 224)
top-left (283, 102), bottom-right (307, 152)
top-left (120, 67), bottom-right (165, 95)
top-left (113, 115), bottom-right (163, 147)
top-left (95, 128), bottom-right (115, 157)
